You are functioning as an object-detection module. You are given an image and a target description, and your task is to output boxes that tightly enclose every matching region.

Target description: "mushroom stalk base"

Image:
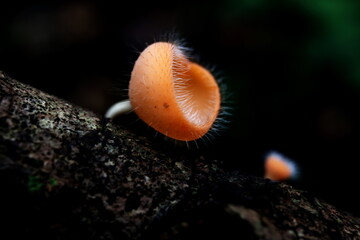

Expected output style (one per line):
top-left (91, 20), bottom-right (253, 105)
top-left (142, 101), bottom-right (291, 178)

top-left (105, 99), bottom-right (133, 119)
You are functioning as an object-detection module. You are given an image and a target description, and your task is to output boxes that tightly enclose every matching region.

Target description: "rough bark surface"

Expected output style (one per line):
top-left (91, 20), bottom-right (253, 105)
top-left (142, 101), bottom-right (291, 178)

top-left (0, 71), bottom-right (359, 240)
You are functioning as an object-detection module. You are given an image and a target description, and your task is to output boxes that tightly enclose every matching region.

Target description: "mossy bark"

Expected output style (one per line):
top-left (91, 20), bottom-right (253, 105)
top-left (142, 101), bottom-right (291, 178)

top-left (0, 71), bottom-right (359, 239)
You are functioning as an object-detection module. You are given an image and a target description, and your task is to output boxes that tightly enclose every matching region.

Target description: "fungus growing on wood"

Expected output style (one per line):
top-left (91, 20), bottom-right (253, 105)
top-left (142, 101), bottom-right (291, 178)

top-left (264, 151), bottom-right (298, 181)
top-left (106, 42), bottom-right (221, 141)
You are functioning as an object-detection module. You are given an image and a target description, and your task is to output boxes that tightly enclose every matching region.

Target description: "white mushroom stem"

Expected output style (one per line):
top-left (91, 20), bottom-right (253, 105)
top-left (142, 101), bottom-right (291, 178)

top-left (105, 99), bottom-right (133, 119)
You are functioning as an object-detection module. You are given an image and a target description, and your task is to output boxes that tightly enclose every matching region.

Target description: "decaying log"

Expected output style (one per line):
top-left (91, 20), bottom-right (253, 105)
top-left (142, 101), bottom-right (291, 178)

top-left (0, 71), bottom-right (359, 239)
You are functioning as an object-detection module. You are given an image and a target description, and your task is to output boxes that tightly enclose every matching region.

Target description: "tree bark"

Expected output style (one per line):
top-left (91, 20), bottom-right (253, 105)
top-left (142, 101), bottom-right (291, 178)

top-left (0, 71), bottom-right (359, 239)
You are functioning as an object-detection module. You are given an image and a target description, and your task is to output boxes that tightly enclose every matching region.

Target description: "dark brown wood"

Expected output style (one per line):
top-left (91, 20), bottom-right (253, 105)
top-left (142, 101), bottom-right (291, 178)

top-left (1, 71), bottom-right (359, 239)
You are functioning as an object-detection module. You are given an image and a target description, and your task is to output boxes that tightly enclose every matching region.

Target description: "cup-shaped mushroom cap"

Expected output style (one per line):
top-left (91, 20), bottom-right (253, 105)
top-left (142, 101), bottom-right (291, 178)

top-left (129, 42), bottom-right (221, 141)
top-left (265, 153), bottom-right (295, 181)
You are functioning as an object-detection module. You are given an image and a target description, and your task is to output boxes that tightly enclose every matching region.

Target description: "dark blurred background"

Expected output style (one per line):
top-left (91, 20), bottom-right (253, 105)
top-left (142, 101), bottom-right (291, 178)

top-left (1, 0), bottom-right (360, 216)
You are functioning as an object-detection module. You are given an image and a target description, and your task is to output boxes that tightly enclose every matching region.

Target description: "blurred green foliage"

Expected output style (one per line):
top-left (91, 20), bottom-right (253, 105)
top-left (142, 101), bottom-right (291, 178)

top-left (301, 0), bottom-right (360, 87)
top-left (222, 0), bottom-right (360, 88)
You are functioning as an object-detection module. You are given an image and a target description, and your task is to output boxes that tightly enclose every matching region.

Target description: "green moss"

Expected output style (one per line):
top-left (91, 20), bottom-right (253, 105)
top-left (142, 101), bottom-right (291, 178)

top-left (28, 175), bottom-right (44, 192)
top-left (49, 177), bottom-right (58, 186)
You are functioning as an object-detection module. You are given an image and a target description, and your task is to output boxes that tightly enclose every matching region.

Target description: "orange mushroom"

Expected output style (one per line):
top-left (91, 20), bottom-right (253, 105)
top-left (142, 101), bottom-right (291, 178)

top-left (264, 152), bottom-right (297, 181)
top-left (105, 42), bottom-right (221, 141)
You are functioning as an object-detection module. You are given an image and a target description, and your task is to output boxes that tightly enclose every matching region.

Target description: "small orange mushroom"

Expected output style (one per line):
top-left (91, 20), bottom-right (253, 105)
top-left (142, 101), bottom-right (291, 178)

top-left (106, 41), bottom-right (221, 141)
top-left (264, 152), bottom-right (297, 181)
